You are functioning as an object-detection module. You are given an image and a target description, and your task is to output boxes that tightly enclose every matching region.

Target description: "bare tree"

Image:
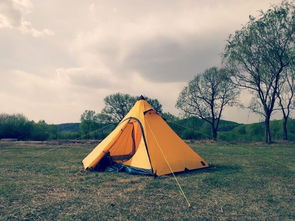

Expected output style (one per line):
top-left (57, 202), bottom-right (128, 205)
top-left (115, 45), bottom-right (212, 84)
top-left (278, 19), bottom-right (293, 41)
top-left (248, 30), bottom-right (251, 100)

top-left (223, 1), bottom-right (294, 143)
top-left (277, 67), bottom-right (295, 140)
top-left (176, 67), bottom-right (239, 140)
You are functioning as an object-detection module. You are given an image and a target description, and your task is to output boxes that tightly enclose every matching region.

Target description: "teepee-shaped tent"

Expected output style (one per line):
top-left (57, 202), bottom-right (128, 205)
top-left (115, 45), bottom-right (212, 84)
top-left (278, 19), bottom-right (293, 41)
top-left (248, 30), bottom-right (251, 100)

top-left (82, 97), bottom-right (208, 176)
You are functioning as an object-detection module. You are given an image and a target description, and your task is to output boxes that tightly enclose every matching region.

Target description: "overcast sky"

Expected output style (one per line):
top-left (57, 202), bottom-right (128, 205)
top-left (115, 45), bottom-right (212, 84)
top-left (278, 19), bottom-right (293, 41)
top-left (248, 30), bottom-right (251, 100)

top-left (0, 0), bottom-right (283, 124)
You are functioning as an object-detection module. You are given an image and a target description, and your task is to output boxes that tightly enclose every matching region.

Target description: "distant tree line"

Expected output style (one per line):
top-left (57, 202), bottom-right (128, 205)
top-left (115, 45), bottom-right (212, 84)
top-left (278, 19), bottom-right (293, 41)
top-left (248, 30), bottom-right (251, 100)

top-left (0, 114), bottom-right (57, 140)
top-left (1, 110), bottom-right (295, 142)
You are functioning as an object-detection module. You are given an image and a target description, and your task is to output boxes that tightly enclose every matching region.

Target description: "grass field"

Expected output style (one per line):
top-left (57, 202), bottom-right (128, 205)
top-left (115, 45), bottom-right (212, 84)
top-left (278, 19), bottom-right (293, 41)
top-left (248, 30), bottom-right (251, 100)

top-left (0, 141), bottom-right (294, 220)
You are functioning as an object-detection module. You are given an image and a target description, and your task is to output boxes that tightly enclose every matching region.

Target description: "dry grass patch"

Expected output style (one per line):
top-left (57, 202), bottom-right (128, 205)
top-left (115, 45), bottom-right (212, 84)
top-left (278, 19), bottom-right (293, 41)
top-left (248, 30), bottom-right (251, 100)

top-left (0, 141), bottom-right (294, 220)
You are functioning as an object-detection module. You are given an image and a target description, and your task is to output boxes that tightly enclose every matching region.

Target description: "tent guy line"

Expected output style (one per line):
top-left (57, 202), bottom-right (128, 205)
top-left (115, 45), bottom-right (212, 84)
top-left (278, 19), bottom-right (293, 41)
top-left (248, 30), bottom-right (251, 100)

top-left (145, 118), bottom-right (192, 208)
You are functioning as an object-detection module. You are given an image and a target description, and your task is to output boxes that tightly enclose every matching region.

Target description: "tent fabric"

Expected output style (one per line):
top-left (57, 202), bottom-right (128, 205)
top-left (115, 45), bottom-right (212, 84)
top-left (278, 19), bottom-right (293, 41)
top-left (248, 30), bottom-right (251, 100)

top-left (123, 137), bottom-right (152, 169)
top-left (82, 98), bottom-right (208, 176)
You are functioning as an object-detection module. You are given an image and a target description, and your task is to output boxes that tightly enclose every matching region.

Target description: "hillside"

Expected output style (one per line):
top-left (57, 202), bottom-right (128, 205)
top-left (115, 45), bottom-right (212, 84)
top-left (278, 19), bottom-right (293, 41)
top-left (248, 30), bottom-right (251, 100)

top-left (168, 117), bottom-right (240, 140)
top-left (56, 123), bottom-right (80, 132)
top-left (219, 119), bottom-right (295, 142)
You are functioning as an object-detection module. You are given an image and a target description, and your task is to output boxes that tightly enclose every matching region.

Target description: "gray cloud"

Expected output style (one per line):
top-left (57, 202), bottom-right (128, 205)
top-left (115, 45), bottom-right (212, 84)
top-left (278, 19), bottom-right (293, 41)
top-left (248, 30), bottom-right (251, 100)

top-left (0, 0), bottom-right (22, 27)
top-left (122, 34), bottom-right (223, 82)
top-left (56, 67), bottom-right (115, 89)
top-left (0, 31), bottom-right (75, 74)
top-left (0, 0), bottom-right (53, 37)
top-left (0, 0), bottom-right (284, 123)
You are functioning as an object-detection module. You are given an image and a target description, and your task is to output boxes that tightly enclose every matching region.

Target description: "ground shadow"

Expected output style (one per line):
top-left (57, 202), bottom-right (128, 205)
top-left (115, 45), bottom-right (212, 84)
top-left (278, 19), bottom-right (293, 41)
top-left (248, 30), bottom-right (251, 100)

top-left (163, 164), bottom-right (242, 178)
top-left (85, 164), bottom-right (242, 178)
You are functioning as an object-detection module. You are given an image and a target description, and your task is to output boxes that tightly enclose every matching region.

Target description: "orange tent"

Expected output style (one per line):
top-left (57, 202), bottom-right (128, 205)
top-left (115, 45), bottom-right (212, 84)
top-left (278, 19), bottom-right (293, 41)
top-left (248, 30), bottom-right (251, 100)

top-left (82, 97), bottom-right (208, 176)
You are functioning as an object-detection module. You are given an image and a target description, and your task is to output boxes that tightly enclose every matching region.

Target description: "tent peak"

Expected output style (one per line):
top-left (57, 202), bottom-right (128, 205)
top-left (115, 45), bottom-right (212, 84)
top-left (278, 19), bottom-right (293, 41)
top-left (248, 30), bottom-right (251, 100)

top-left (138, 95), bottom-right (146, 100)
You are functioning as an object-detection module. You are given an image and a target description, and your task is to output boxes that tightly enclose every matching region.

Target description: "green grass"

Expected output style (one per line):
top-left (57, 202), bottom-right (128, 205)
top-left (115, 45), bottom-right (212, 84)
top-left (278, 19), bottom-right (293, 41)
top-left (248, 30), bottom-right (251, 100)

top-left (0, 141), bottom-right (294, 220)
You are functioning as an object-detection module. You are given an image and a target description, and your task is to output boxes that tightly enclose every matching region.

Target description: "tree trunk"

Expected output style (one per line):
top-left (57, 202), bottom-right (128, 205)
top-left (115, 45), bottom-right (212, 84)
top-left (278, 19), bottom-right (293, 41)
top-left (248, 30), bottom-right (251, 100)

top-left (282, 117), bottom-right (288, 140)
top-left (211, 126), bottom-right (217, 140)
top-left (264, 116), bottom-right (272, 144)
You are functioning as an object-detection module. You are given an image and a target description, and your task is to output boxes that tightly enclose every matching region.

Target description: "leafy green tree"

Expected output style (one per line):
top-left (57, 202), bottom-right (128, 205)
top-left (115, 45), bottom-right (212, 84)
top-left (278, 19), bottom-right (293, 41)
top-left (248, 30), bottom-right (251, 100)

top-left (80, 110), bottom-right (99, 138)
top-left (99, 93), bottom-right (163, 123)
top-left (223, 1), bottom-right (294, 143)
top-left (31, 120), bottom-right (56, 141)
top-left (0, 113), bottom-right (32, 139)
top-left (0, 114), bottom-right (56, 140)
top-left (176, 67), bottom-right (239, 140)
top-left (101, 93), bottom-right (135, 123)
